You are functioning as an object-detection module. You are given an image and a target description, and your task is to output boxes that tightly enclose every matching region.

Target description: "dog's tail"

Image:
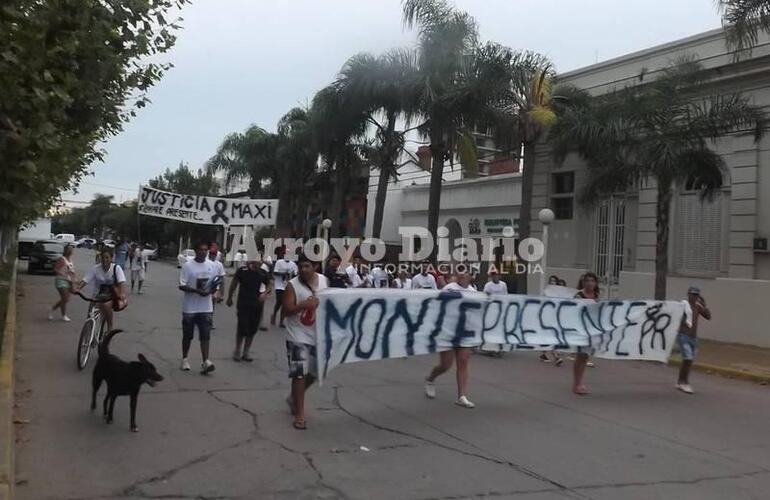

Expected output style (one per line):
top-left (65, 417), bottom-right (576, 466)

top-left (98, 329), bottom-right (123, 357)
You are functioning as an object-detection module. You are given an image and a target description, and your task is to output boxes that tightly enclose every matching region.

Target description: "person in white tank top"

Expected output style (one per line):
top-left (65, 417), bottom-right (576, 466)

top-left (282, 255), bottom-right (328, 430)
top-left (424, 269), bottom-right (478, 409)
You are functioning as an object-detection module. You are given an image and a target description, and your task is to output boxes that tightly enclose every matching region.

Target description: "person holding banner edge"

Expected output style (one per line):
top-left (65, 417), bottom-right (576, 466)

top-left (282, 254), bottom-right (328, 430)
top-left (676, 287), bottom-right (711, 394)
top-left (572, 272), bottom-right (599, 395)
top-left (424, 269), bottom-right (477, 409)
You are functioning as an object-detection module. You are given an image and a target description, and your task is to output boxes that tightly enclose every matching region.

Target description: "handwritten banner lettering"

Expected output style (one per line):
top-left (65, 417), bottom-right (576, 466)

top-left (137, 186), bottom-right (278, 226)
top-left (316, 289), bottom-right (686, 383)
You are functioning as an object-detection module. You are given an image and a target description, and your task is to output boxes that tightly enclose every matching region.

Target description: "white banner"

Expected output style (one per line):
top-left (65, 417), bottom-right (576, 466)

top-left (137, 185), bottom-right (278, 226)
top-left (316, 289), bottom-right (686, 383)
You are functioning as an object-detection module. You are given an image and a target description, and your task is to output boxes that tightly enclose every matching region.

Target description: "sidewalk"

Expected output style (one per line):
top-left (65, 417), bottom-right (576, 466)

top-left (669, 338), bottom-right (770, 383)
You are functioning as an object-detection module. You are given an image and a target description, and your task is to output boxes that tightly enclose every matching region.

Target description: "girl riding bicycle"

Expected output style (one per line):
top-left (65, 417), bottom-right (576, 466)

top-left (75, 249), bottom-right (128, 331)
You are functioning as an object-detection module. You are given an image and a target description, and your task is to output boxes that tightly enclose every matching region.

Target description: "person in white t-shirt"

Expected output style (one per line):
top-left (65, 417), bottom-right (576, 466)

top-left (233, 250), bottom-right (248, 269)
top-left (271, 252), bottom-right (298, 327)
top-left (75, 249), bottom-right (127, 332)
top-left (178, 243), bottom-right (222, 375)
top-left (207, 243), bottom-right (226, 329)
top-left (392, 270), bottom-right (412, 289)
top-left (411, 261), bottom-right (437, 290)
top-left (129, 244), bottom-right (148, 295)
top-left (345, 256), bottom-right (364, 288)
top-left (424, 270), bottom-right (478, 409)
top-left (371, 264), bottom-right (390, 288)
top-left (483, 270), bottom-right (508, 295)
top-left (282, 254), bottom-right (328, 430)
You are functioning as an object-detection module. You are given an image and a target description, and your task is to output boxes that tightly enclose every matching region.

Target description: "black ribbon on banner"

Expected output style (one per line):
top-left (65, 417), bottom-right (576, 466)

top-left (211, 200), bottom-right (230, 224)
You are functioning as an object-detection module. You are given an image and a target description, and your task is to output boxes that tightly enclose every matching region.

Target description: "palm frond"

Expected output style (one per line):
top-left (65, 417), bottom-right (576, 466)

top-left (673, 147), bottom-right (727, 200)
top-left (719, 0), bottom-right (770, 53)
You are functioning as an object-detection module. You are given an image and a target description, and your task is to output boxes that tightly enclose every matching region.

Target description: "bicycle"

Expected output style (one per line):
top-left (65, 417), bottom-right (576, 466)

top-left (75, 291), bottom-right (111, 370)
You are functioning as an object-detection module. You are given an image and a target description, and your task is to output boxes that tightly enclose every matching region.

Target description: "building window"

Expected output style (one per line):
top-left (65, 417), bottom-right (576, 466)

top-left (675, 191), bottom-right (723, 274)
top-left (551, 172), bottom-right (574, 220)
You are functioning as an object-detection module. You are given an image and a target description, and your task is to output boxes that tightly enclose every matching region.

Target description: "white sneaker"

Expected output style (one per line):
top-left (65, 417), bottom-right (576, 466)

top-left (201, 360), bottom-right (216, 375)
top-left (455, 395), bottom-right (475, 408)
top-left (62, 315), bottom-right (71, 322)
top-left (424, 380), bottom-right (436, 399)
top-left (676, 383), bottom-right (694, 394)
top-left (181, 358), bottom-right (191, 371)
top-left (48, 312), bottom-right (54, 321)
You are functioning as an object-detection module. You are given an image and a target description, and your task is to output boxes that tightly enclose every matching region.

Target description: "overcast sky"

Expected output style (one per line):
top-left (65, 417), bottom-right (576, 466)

top-left (66, 0), bottom-right (722, 204)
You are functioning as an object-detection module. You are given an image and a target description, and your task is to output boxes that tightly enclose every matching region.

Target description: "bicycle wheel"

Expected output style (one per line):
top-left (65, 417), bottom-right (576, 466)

top-left (77, 318), bottom-right (96, 370)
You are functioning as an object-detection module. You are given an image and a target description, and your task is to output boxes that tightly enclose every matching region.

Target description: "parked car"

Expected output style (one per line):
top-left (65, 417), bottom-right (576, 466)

top-left (177, 249), bottom-right (195, 268)
top-left (76, 237), bottom-right (96, 249)
top-left (28, 240), bottom-right (65, 274)
top-left (54, 233), bottom-right (76, 243)
top-left (103, 239), bottom-right (116, 248)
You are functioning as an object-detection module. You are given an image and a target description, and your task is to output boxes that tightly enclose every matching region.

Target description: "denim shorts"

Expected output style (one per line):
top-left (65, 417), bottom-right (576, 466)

top-left (182, 312), bottom-right (213, 342)
top-left (285, 341), bottom-right (317, 379)
top-left (677, 333), bottom-right (698, 361)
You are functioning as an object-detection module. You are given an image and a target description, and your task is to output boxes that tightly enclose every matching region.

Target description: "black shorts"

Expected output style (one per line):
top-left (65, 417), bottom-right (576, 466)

top-left (182, 312), bottom-right (212, 342)
top-left (236, 303), bottom-right (264, 338)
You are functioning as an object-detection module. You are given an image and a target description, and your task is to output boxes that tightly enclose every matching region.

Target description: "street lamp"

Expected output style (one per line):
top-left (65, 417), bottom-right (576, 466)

top-left (538, 208), bottom-right (555, 295)
top-left (321, 218), bottom-right (332, 243)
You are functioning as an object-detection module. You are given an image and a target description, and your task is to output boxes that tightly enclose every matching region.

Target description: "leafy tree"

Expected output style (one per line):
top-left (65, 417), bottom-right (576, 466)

top-left (0, 0), bottom-right (188, 230)
top-left (275, 107), bottom-right (320, 237)
top-left (310, 85), bottom-right (368, 238)
top-left (551, 58), bottom-right (766, 299)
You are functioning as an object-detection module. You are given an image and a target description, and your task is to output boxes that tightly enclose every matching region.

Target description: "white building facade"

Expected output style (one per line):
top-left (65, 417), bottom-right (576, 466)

top-left (529, 28), bottom-right (770, 348)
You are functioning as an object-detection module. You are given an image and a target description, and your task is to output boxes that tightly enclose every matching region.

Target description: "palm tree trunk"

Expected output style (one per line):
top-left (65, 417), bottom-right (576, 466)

top-left (518, 141), bottom-right (536, 294)
top-left (276, 187), bottom-right (293, 237)
top-left (330, 163), bottom-right (349, 238)
top-left (372, 166), bottom-right (390, 239)
top-left (427, 138), bottom-right (444, 262)
top-left (654, 181), bottom-right (672, 300)
top-left (372, 113), bottom-right (398, 240)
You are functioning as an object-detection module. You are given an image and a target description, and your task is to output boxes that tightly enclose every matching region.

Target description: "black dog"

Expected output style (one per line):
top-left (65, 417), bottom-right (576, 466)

top-left (91, 329), bottom-right (163, 432)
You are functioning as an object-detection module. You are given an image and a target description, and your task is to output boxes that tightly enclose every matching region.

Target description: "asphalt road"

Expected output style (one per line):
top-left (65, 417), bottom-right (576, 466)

top-left (13, 249), bottom-right (770, 500)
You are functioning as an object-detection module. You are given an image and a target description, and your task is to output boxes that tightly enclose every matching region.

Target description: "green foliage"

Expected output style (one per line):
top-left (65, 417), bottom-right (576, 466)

top-left (719, 0), bottom-right (770, 54)
top-left (54, 163), bottom-right (218, 250)
top-left (552, 57), bottom-right (766, 201)
top-left (0, 0), bottom-right (188, 228)
top-left (551, 57), bottom-right (766, 299)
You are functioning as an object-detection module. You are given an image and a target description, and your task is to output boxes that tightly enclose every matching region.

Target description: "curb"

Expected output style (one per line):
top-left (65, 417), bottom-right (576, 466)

top-left (0, 261), bottom-right (17, 500)
top-left (668, 357), bottom-right (770, 384)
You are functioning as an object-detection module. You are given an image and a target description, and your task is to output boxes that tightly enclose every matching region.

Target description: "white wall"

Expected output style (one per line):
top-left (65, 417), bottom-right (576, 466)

top-left (619, 271), bottom-right (770, 348)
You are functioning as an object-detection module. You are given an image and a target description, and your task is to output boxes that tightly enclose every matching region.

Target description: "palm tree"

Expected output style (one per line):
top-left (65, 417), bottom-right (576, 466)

top-left (334, 50), bottom-right (421, 239)
top-left (275, 106), bottom-right (319, 237)
top-left (402, 0), bottom-right (510, 257)
top-left (719, 0), bottom-right (770, 53)
top-left (206, 126), bottom-right (279, 197)
top-left (309, 85), bottom-right (368, 238)
top-left (550, 57), bottom-right (766, 299)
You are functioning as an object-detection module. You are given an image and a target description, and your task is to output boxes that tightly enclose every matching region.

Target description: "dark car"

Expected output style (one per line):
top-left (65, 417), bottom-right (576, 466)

top-left (28, 240), bottom-right (65, 274)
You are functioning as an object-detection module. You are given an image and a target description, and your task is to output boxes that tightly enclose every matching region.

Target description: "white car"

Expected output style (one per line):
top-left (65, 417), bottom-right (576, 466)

top-left (177, 249), bottom-right (195, 268)
top-left (54, 233), bottom-right (75, 242)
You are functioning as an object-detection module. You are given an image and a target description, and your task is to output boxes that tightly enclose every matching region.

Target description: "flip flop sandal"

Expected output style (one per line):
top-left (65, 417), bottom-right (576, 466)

top-left (292, 420), bottom-right (307, 430)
